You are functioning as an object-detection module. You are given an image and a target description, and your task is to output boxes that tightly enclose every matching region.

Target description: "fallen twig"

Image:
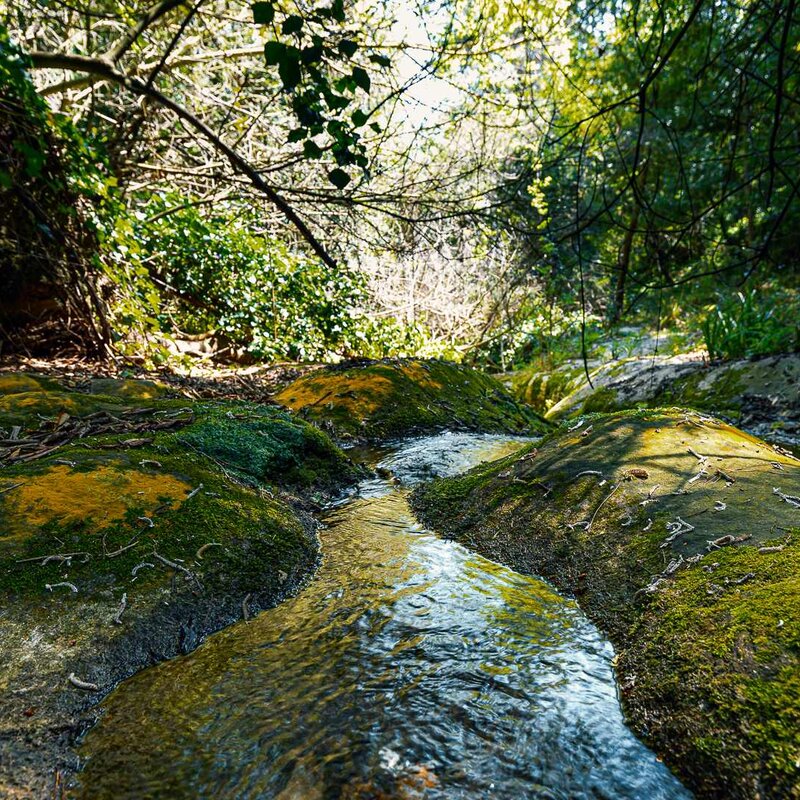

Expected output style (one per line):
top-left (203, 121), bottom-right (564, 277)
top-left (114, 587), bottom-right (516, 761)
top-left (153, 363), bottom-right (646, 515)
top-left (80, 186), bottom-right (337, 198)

top-left (68, 673), bottom-right (98, 691)
top-left (131, 561), bottom-right (155, 577)
top-left (773, 487), bottom-right (800, 509)
top-left (196, 542), bottom-right (223, 560)
top-left (242, 593), bottom-right (251, 621)
top-left (46, 582), bottom-right (78, 593)
top-left (112, 593), bottom-right (127, 625)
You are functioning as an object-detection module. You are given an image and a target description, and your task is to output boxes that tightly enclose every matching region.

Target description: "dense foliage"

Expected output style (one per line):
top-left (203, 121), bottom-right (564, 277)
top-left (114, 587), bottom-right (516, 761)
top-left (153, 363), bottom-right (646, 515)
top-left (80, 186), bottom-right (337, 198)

top-left (1, 0), bottom-right (798, 365)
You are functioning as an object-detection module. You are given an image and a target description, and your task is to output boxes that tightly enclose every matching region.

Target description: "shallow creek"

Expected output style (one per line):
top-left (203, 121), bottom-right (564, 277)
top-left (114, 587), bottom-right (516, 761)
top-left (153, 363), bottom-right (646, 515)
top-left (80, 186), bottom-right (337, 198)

top-left (74, 433), bottom-right (691, 799)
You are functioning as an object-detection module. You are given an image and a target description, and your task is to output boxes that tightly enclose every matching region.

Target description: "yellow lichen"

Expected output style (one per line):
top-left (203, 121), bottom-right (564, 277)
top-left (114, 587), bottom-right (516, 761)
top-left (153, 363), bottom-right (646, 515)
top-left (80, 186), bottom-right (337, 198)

top-left (0, 374), bottom-right (58, 396)
top-left (1, 463), bottom-right (190, 538)
top-left (275, 371), bottom-right (396, 418)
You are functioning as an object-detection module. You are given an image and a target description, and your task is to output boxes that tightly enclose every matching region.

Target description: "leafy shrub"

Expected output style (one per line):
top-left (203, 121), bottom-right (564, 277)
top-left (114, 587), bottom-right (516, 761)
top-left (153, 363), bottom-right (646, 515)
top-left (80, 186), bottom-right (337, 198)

top-left (702, 289), bottom-right (799, 361)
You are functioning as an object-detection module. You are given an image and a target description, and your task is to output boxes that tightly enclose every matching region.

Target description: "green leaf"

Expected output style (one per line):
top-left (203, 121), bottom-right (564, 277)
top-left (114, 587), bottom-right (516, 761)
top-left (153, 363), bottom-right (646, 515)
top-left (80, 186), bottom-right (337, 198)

top-left (264, 40), bottom-right (284, 66)
top-left (369, 121), bottom-right (381, 133)
top-left (330, 0), bottom-right (345, 22)
top-left (282, 15), bottom-right (303, 35)
top-left (351, 108), bottom-right (368, 127)
top-left (287, 127), bottom-right (307, 143)
top-left (303, 140), bottom-right (324, 159)
top-left (328, 168), bottom-right (351, 188)
top-left (369, 53), bottom-right (391, 68)
top-left (352, 66), bottom-right (370, 93)
top-left (338, 39), bottom-right (358, 58)
top-left (278, 48), bottom-right (302, 91)
top-left (252, 2), bottom-right (274, 24)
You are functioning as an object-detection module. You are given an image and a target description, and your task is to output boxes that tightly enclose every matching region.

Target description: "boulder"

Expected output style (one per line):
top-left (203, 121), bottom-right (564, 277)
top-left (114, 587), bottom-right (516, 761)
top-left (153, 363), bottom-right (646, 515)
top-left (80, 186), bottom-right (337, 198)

top-left (0, 377), bottom-right (361, 797)
top-left (274, 358), bottom-right (549, 440)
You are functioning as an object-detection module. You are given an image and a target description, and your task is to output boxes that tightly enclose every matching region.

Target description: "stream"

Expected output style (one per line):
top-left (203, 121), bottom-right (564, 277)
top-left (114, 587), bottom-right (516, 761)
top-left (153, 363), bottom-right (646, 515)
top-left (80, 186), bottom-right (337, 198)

top-left (74, 432), bottom-right (691, 799)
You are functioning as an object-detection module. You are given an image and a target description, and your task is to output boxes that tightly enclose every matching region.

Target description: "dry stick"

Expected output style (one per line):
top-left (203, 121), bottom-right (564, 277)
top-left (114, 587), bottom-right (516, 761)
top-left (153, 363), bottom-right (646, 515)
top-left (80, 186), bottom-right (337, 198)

top-left (113, 593), bottom-right (128, 625)
top-left (196, 542), bottom-right (222, 560)
top-left (27, 52), bottom-right (338, 269)
top-left (68, 673), bottom-right (99, 691)
top-left (131, 561), bottom-right (155, 577)
top-left (586, 483), bottom-right (620, 532)
top-left (0, 482), bottom-right (24, 495)
top-left (46, 582), bottom-right (78, 593)
top-left (17, 552), bottom-right (89, 564)
top-left (153, 551), bottom-right (202, 591)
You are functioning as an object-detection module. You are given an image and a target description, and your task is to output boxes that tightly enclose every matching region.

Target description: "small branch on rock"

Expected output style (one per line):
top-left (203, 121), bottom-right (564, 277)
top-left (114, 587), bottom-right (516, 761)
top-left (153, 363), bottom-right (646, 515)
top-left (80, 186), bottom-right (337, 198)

top-left (153, 551), bottom-right (202, 591)
top-left (715, 468), bottom-right (736, 484)
top-left (661, 517), bottom-right (695, 548)
top-left (68, 673), bottom-right (99, 691)
top-left (46, 582), bottom-right (78, 593)
top-left (759, 544), bottom-right (785, 554)
top-left (643, 518), bottom-right (653, 531)
top-left (773, 487), bottom-right (800, 509)
top-left (186, 484), bottom-right (204, 500)
top-left (131, 561), bottom-right (155, 577)
top-left (0, 482), bottom-right (24, 495)
top-left (139, 459), bottom-right (162, 469)
top-left (688, 447), bottom-right (708, 462)
top-left (196, 542), bottom-right (222, 560)
top-left (113, 593), bottom-right (127, 625)
top-left (137, 516), bottom-right (155, 528)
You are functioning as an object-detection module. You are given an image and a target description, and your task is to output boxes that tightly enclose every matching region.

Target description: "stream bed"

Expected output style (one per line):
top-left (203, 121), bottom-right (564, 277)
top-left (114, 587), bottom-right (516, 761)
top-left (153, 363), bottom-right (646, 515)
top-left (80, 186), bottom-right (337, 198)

top-left (74, 433), bottom-right (691, 799)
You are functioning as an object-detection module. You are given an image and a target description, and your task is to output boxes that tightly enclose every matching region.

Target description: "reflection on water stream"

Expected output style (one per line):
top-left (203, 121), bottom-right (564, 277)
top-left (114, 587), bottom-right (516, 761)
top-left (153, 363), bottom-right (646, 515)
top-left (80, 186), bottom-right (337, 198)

top-left (75, 433), bottom-right (691, 799)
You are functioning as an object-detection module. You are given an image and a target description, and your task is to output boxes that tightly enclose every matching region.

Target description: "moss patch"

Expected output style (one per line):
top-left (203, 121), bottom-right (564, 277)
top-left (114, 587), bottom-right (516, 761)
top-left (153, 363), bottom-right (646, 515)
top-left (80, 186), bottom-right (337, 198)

top-left (0, 389), bottom-right (125, 428)
top-left (0, 385), bottom-right (362, 798)
top-left (412, 409), bottom-right (800, 799)
top-left (87, 377), bottom-right (169, 400)
top-left (275, 358), bottom-right (549, 439)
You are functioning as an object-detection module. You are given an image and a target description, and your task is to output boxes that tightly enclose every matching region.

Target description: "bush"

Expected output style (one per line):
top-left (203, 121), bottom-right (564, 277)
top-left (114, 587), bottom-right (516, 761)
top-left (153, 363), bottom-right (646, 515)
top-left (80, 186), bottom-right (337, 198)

top-left (702, 289), bottom-right (799, 361)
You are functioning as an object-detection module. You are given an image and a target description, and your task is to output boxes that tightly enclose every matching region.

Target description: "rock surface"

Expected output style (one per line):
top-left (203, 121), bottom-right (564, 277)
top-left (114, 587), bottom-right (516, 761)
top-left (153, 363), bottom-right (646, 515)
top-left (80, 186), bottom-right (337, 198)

top-left (0, 376), bottom-right (361, 798)
top-left (274, 358), bottom-right (550, 440)
top-left (412, 409), bottom-right (800, 799)
top-left (545, 354), bottom-right (800, 448)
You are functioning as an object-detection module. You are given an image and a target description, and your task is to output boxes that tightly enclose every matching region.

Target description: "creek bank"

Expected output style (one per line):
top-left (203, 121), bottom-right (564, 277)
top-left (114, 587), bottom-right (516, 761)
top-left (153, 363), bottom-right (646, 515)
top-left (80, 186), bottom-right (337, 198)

top-left (0, 376), bottom-right (362, 798)
top-left (274, 358), bottom-right (550, 441)
top-left (543, 353), bottom-right (800, 448)
top-left (411, 409), bottom-right (800, 800)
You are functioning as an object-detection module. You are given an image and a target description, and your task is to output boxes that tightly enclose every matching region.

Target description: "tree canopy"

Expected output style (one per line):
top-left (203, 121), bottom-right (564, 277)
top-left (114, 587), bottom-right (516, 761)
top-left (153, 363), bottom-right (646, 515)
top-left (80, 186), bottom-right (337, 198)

top-left (1, 0), bottom-right (798, 364)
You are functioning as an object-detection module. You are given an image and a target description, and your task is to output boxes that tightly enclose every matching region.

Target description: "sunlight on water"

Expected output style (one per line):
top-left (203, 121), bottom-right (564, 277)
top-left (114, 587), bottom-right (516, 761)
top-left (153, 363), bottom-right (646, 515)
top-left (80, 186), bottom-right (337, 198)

top-left (74, 433), bottom-right (691, 799)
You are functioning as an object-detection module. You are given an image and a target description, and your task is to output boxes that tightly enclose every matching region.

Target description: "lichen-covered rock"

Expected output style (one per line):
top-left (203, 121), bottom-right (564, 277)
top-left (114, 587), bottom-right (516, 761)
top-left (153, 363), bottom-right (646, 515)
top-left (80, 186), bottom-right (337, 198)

top-left (274, 358), bottom-right (549, 439)
top-left (412, 409), bottom-right (800, 799)
top-left (0, 382), bottom-right (361, 798)
top-left (546, 354), bottom-right (800, 444)
top-left (504, 362), bottom-right (586, 414)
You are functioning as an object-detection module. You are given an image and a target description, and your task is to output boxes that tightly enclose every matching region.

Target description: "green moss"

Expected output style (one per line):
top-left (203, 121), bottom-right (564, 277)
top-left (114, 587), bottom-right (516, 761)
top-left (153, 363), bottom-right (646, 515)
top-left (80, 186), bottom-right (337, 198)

top-left (412, 409), bottom-right (800, 798)
top-left (275, 358), bottom-right (550, 439)
top-left (0, 389), bottom-right (126, 428)
top-left (87, 377), bottom-right (169, 400)
top-left (0, 373), bottom-right (64, 396)
top-left (580, 385), bottom-right (620, 414)
top-left (176, 403), bottom-right (363, 491)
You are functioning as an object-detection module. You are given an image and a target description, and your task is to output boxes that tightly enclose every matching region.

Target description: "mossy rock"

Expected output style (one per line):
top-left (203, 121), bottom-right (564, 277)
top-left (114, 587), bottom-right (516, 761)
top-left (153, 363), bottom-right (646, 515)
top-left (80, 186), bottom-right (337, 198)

top-left (412, 409), bottom-right (800, 799)
top-left (0, 389), bottom-right (129, 428)
top-left (87, 377), bottom-right (170, 400)
top-left (274, 358), bottom-right (550, 439)
top-left (506, 363), bottom-right (586, 414)
top-left (0, 389), bottom-right (361, 797)
top-left (0, 373), bottom-right (64, 395)
top-left (547, 354), bottom-right (800, 437)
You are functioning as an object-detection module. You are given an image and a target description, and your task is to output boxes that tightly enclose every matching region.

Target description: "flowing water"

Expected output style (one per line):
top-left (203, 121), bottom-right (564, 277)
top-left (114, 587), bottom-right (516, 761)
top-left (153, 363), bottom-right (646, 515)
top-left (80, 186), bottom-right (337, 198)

top-left (74, 433), bottom-right (691, 800)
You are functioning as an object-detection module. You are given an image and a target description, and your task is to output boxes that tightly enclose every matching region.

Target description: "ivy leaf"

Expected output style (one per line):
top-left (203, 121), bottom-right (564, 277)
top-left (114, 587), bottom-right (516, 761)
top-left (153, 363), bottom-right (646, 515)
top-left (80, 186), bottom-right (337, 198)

top-left (328, 168), bottom-right (351, 188)
top-left (369, 53), bottom-right (391, 68)
top-left (287, 127), bottom-right (307, 143)
top-left (303, 140), bottom-right (324, 159)
top-left (370, 121), bottom-right (382, 133)
top-left (252, 2), bottom-right (274, 24)
top-left (264, 41), bottom-right (284, 66)
top-left (282, 15), bottom-right (303, 35)
top-left (330, 0), bottom-right (346, 23)
top-left (351, 108), bottom-right (368, 127)
top-left (338, 39), bottom-right (358, 58)
top-left (352, 67), bottom-right (370, 93)
top-left (278, 48), bottom-right (302, 91)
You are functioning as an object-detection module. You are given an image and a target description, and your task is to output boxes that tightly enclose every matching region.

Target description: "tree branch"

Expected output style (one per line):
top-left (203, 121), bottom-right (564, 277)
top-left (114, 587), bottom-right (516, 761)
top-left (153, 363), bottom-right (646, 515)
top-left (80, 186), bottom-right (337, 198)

top-left (28, 50), bottom-right (338, 269)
